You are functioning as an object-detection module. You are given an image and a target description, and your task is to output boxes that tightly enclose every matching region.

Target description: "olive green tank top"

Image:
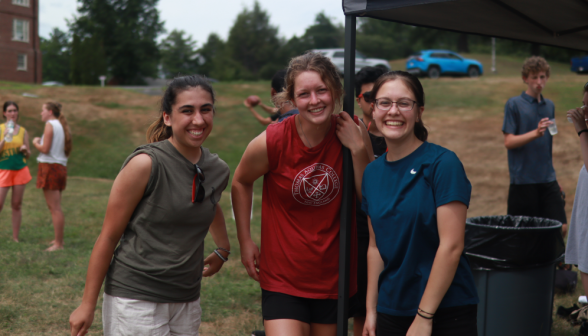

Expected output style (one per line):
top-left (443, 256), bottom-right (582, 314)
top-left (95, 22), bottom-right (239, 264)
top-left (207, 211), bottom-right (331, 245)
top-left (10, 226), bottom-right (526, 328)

top-left (104, 140), bottom-right (229, 303)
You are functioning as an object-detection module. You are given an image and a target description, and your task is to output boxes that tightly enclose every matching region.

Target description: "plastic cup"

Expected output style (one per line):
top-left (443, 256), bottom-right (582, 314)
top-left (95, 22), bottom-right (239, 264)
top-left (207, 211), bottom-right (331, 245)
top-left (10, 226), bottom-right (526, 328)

top-left (547, 118), bottom-right (557, 135)
top-left (568, 106), bottom-right (586, 123)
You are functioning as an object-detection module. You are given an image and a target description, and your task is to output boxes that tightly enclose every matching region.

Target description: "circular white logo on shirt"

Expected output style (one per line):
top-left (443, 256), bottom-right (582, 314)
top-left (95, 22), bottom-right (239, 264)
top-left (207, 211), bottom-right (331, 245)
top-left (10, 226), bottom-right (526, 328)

top-left (292, 163), bottom-right (340, 206)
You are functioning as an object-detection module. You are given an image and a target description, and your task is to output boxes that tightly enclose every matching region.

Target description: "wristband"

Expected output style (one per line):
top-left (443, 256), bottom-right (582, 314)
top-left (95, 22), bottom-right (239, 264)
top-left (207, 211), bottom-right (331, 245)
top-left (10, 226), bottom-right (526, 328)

top-left (213, 249), bottom-right (228, 262)
top-left (578, 129), bottom-right (588, 137)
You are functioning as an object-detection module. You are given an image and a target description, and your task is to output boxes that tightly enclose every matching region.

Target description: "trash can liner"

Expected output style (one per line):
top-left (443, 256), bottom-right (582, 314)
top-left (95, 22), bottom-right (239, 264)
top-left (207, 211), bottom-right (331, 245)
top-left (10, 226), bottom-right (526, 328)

top-left (465, 215), bottom-right (565, 270)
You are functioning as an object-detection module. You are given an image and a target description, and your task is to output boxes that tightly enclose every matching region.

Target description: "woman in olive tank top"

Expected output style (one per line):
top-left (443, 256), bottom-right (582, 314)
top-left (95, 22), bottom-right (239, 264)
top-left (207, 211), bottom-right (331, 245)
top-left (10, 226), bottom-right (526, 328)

top-left (69, 76), bottom-right (231, 336)
top-left (0, 101), bottom-right (32, 242)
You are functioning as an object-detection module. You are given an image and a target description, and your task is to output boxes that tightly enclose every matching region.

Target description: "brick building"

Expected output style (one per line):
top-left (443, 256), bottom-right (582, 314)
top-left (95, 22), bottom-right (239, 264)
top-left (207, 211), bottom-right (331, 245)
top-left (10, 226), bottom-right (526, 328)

top-left (0, 0), bottom-right (41, 84)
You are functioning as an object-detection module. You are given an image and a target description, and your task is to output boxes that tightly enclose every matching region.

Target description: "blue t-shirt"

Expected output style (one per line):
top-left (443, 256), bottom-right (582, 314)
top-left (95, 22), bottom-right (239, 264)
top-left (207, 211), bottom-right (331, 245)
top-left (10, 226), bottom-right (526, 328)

top-left (361, 142), bottom-right (479, 316)
top-left (502, 91), bottom-right (556, 185)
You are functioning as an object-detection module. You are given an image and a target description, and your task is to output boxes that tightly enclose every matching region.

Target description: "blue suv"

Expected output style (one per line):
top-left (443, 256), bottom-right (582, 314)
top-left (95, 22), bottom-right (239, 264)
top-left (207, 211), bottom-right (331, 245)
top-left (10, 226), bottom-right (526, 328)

top-left (406, 50), bottom-right (483, 78)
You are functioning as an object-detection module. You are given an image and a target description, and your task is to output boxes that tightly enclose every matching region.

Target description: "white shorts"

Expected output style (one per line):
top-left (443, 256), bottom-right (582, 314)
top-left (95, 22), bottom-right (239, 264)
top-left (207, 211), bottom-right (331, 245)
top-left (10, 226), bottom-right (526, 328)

top-left (102, 293), bottom-right (202, 336)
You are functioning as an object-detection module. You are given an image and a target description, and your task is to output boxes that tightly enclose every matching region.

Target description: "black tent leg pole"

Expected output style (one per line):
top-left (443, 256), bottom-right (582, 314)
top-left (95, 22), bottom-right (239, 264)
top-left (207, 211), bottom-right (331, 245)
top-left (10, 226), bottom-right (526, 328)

top-left (337, 14), bottom-right (356, 336)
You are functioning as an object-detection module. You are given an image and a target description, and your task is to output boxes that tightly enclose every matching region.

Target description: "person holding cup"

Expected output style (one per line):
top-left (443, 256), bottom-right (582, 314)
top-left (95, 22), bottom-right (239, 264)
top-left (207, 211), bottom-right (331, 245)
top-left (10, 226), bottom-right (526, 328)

top-left (502, 56), bottom-right (567, 235)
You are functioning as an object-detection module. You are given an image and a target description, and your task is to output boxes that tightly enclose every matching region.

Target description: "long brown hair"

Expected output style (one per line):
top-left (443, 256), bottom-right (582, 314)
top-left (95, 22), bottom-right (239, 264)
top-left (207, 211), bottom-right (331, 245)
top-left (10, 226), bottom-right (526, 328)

top-left (272, 52), bottom-right (343, 113)
top-left (45, 102), bottom-right (73, 157)
top-left (146, 75), bottom-right (216, 143)
top-left (370, 71), bottom-right (428, 142)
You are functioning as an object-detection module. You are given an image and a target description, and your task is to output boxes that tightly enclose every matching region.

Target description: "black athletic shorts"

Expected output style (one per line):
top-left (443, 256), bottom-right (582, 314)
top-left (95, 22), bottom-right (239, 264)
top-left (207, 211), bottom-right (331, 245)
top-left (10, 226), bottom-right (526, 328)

top-left (376, 305), bottom-right (478, 336)
top-left (507, 181), bottom-right (567, 224)
top-left (262, 289), bottom-right (357, 324)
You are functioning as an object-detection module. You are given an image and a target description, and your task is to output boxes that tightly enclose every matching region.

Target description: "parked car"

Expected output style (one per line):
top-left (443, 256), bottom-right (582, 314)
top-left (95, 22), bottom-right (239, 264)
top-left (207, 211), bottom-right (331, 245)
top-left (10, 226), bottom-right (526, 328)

top-left (406, 50), bottom-right (483, 78)
top-left (571, 56), bottom-right (588, 74)
top-left (41, 81), bottom-right (64, 86)
top-left (313, 48), bottom-right (391, 74)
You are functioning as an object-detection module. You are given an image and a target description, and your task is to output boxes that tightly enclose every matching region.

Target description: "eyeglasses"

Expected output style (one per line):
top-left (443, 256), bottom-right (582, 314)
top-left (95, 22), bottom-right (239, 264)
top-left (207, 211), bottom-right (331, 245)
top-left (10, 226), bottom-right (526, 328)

top-left (374, 98), bottom-right (416, 112)
top-left (192, 164), bottom-right (205, 203)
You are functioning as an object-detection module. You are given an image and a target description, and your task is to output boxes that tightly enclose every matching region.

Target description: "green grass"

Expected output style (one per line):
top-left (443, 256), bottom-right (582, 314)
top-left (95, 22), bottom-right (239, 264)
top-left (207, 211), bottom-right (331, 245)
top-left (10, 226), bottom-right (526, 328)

top-left (1, 56), bottom-right (588, 335)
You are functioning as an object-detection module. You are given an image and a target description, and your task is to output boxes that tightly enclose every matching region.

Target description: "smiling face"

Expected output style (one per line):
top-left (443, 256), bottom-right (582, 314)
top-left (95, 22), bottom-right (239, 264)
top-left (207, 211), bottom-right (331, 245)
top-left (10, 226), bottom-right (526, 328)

top-left (292, 71), bottom-right (334, 126)
top-left (41, 104), bottom-right (54, 122)
top-left (523, 71), bottom-right (548, 98)
top-left (373, 79), bottom-right (423, 143)
top-left (164, 87), bottom-right (214, 150)
top-left (3, 104), bottom-right (18, 122)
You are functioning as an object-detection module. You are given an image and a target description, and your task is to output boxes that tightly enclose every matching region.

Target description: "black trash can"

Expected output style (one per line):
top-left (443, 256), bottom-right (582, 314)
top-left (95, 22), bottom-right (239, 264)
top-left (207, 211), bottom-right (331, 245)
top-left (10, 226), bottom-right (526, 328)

top-left (465, 215), bottom-right (565, 336)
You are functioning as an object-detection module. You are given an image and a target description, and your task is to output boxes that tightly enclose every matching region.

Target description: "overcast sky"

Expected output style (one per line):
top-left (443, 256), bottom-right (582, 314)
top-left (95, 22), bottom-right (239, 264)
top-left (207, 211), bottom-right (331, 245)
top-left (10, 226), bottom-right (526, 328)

top-left (39, 0), bottom-right (345, 44)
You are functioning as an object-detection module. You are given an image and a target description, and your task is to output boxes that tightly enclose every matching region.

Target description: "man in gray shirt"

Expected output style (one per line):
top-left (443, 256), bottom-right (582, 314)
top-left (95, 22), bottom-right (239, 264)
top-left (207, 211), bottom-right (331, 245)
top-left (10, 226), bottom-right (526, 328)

top-left (502, 56), bottom-right (567, 235)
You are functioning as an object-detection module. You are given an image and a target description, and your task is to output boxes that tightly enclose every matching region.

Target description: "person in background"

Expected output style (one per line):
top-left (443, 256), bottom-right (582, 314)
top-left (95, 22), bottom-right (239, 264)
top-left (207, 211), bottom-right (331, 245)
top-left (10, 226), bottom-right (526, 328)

top-left (564, 82), bottom-right (588, 336)
top-left (232, 52), bottom-right (372, 336)
top-left (502, 56), bottom-right (567, 235)
top-left (69, 75), bottom-right (231, 336)
top-left (244, 69), bottom-right (299, 125)
top-left (352, 65), bottom-right (388, 336)
top-left (362, 71), bottom-right (478, 336)
top-left (33, 102), bottom-right (72, 251)
top-left (0, 101), bottom-right (32, 242)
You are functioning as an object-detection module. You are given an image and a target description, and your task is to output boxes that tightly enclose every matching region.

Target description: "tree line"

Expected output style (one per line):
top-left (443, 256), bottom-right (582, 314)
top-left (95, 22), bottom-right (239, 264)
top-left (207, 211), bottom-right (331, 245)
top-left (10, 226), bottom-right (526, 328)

top-left (41, 0), bottom-right (583, 86)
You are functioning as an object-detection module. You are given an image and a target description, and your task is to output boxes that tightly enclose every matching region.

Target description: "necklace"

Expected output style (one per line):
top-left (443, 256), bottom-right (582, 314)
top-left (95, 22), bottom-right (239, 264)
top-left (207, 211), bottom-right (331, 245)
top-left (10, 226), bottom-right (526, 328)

top-left (297, 115), bottom-right (331, 148)
top-left (298, 115), bottom-right (313, 148)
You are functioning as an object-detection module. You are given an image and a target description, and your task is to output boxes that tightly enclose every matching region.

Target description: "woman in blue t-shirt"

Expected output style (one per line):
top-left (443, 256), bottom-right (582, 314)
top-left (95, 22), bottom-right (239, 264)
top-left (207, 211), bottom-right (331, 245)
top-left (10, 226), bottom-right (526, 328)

top-left (361, 71), bottom-right (478, 336)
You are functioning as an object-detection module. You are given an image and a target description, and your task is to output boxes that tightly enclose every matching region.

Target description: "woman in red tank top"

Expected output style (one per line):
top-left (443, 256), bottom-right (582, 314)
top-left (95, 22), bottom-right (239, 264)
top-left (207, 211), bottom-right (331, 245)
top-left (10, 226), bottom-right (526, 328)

top-left (232, 52), bottom-right (373, 336)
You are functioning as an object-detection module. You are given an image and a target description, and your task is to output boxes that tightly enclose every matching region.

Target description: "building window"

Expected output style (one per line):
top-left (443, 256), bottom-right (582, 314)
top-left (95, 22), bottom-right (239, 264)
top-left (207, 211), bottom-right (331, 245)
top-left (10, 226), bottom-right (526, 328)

top-left (12, 19), bottom-right (30, 43)
top-left (12, 0), bottom-right (30, 7)
top-left (17, 54), bottom-right (27, 71)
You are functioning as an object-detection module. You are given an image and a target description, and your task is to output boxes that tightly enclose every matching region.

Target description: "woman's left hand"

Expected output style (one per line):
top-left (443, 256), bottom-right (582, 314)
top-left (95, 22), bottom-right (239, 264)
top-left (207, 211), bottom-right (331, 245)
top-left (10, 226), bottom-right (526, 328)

top-left (567, 106), bottom-right (587, 133)
top-left (202, 251), bottom-right (225, 277)
top-left (406, 315), bottom-right (433, 336)
top-left (336, 112), bottom-right (363, 153)
top-left (19, 145), bottom-right (27, 153)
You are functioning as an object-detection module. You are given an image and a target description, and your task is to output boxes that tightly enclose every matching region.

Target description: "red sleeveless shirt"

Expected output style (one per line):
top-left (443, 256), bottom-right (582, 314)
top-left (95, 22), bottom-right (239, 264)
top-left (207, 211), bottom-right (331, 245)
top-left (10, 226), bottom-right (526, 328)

top-left (261, 114), bottom-right (357, 299)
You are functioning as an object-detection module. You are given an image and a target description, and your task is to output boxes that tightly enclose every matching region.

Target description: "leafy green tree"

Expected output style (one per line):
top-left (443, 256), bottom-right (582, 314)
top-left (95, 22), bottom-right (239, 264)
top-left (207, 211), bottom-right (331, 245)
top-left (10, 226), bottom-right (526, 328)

top-left (160, 30), bottom-right (199, 78)
top-left (301, 12), bottom-right (343, 50)
top-left (40, 28), bottom-right (71, 84)
top-left (70, 34), bottom-right (107, 85)
top-left (226, 1), bottom-right (281, 79)
top-left (69, 0), bottom-right (164, 84)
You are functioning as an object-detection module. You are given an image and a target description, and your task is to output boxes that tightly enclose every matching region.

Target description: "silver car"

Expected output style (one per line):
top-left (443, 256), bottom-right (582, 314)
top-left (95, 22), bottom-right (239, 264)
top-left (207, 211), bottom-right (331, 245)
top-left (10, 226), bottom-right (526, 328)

top-left (313, 48), bottom-right (391, 74)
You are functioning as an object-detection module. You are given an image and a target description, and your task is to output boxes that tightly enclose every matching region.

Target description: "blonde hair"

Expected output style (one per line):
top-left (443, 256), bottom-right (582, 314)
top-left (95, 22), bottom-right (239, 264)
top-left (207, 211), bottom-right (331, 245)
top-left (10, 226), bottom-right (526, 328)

top-left (44, 102), bottom-right (72, 157)
top-left (522, 56), bottom-right (551, 78)
top-left (272, 52), bottom-right (343, 113)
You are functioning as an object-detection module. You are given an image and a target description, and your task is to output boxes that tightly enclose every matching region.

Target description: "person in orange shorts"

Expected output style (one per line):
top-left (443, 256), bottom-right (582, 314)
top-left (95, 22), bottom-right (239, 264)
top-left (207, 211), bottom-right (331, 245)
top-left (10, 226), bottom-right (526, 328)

top-left (0, 101), bottom-right (32, 242)
top-left (33, 102), bottom-right (72, 251)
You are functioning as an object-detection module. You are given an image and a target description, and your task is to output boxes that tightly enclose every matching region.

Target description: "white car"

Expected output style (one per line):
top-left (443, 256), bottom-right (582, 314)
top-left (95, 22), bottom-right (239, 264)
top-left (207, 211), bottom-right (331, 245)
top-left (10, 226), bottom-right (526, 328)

top-left (313, 48), bottom-right (391, 74)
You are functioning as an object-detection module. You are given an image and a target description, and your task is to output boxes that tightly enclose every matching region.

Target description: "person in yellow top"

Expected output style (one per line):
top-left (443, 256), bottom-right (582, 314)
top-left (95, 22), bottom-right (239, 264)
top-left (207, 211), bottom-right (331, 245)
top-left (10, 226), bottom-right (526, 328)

top-left (0, 101), bottom-right (32, 242)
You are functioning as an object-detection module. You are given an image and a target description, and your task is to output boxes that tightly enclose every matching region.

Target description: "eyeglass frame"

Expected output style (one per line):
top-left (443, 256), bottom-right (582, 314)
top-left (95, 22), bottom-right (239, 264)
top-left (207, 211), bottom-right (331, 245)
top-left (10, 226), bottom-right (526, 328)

top-left (192, 164), bottom-right (206, 203)
top-left (373, 98), bottom-right (418, 112)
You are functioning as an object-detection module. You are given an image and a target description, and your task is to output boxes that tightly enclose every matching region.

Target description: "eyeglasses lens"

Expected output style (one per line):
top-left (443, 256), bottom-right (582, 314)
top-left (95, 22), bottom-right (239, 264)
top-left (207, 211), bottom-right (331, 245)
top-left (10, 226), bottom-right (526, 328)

top-left (192, 165), bottom-right (206, 203)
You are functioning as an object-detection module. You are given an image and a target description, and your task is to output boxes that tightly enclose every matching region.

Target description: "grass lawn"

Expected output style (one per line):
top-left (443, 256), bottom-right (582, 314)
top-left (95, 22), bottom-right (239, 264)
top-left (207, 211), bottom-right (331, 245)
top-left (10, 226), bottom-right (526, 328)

top-left (1, 54), bottom-right (588, 335)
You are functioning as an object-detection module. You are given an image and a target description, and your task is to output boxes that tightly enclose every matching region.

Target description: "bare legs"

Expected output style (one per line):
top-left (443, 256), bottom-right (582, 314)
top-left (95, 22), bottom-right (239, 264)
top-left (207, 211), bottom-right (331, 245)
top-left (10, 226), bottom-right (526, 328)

top-left (264, 320), bottom-right (336, 336)
top-left (0, 185), bottom-right (26, 242)
top-left (353, 316), bottom-right (366, 336)
top-left (43, 189), bottom-right (64, 251)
